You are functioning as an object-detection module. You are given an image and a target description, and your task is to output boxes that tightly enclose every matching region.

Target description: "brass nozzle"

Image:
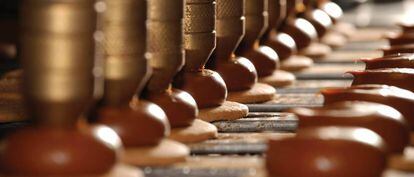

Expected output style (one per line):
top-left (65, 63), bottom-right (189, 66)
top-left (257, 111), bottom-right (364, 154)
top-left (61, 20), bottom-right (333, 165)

top-left (239, 0), bottom-right (268, 50)
top-left (184, 0), bottom-right (216, 71)
top-left (20, 0), bottom-right (97, 127)
top-left (146, 0), bottom-right (185, 92)
top-left (102, 0), bottom-right (148, 105)
top-left (213, 0), bottom-right (245, 62)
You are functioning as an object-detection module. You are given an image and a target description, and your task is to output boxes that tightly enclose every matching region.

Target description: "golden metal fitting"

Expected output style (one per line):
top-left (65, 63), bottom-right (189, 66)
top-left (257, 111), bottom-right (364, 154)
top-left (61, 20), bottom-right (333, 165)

top-left (148, 0), bottom-right (184, 20)
top-left (240, 0), bottom-right (268, 49)
top-left (20, 0), bottom-right (97, 126)
top-left (101, 0), bottom-right (148, 104)
top-left (103, 0), bottom-right (146, 24)
top-left (20, 34), bottom-right (95, 72)
top-left (214, 0), bottom-right (245, 61)
top-left (216, 0), bottom-right (244, 19)
top-left (20, 0), bottom-right (96, 34)
top-left (184, 1), bottom-right (215, 33)
top-left (146, 0), bottom-right (184, 92)
top-left (184, 0), bottom-right (216, 70)
top-left (103, 56), bottom-right (149, 103)
top-left (103, 26), bottom-right (146, 55)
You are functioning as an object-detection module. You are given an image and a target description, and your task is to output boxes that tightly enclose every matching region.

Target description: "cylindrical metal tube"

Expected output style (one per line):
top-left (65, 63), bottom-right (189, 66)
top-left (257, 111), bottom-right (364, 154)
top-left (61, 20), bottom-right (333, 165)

top-left (184, 0), bottom-right (216, 71)
top-left (214, 0), bottom-right (245, 62)
top-left (20, 1), bottom-right (96, 34)
top-left (268, 0), bottom-right (286, 29)
top-left (102, 0), bottom-right (148, 105)
top-left (146, 0), bottom-right (184, 92)
top-left (20, 0), bottom-right (96, 127)
top-left (238, 0), bottom-right (268, 50)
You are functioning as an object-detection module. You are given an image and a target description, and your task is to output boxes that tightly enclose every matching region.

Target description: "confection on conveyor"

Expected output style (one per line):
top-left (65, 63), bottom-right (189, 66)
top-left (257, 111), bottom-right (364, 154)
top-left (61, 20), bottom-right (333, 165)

top-left (1, 0), bottom-right (414, 177)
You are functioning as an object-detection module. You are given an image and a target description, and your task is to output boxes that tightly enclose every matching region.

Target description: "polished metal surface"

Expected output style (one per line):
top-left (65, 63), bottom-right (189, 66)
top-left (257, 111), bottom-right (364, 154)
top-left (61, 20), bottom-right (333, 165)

top-left (102, 0), bottom-right (148, 105)
top-left (213, 0), bottom-right (245, 61)
top-left (184, 0), bottom-right (216, 70)
top-left (20, 0), bottom-right (97, 126)
top-left (146, 0), bottom-right (184, 92)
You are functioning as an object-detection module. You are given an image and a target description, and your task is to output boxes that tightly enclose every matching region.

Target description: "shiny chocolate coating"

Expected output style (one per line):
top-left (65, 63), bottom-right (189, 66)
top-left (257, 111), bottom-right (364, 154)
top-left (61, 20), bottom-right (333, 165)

top-left (305, 8), bottom-right (332, 37)
top-left (266, 127), bottom-right (387, 177)
top-left (0, 126), bottom-right (119, 176)
top-left (97, 100), bottom-right (169, 147)
top-left (207, 0), bottom-right (258, 91)
top-left (302, 0), bottom-right (332, 37)
top-left (174, 69), bottom-right (227, 108)
top-left (261, 0), bottom-right (297, 60)
top-left (350, 68), bottom-right (414, 92)
top-left (362, 54), bottom-right (414, 69)
top-left (239, 45), bottom-right (279, 77)
top-left (214, 58), bottom-right (258, 91)
top-left (146, 89), bottom-right (197, 128)
top-left (263, 32), bottom-right (296, 60)
top-left (322, 85), bottom-right (414, 130)
top-left (282, 18), bottom-right (317, 50)
top-left (281, 0), bottom-right (317, 50)
top-left (210, 56), bottom-right (257, 92)
top-left (290, 101), bottom-right (409, 153)
top-left (319, 1), bottom-right (343, 23)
